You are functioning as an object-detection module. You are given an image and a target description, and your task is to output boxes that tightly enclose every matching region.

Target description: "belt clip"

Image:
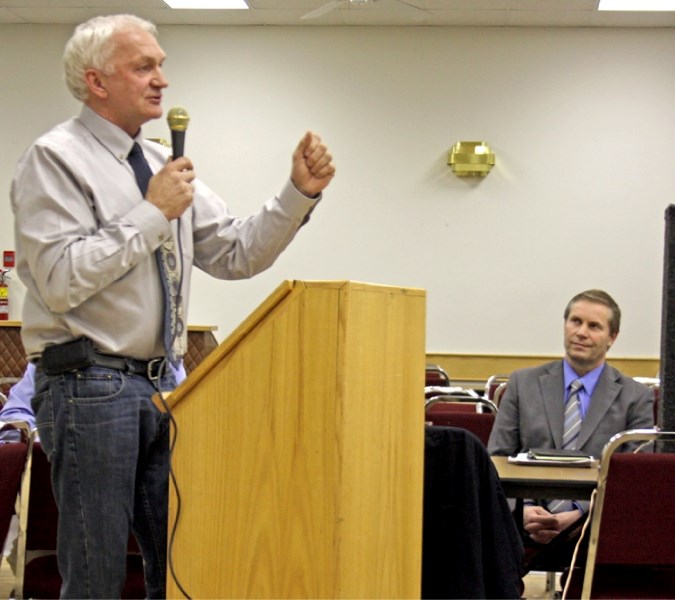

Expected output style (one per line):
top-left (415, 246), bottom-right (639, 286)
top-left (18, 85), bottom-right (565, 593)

top-left (147, 358), bottom-right (163, 381)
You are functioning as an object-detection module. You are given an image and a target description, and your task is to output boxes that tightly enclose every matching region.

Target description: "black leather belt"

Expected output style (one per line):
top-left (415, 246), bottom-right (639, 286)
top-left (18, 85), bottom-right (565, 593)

top-left (82, 353), bottom-right (165, 380)
top-left (37, 336), bottom-right (165, 380)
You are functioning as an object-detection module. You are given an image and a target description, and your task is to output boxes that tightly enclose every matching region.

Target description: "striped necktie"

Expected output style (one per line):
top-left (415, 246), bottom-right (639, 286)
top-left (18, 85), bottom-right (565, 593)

top-left (547, 379), bottom-right (584, 514)
top-left (127, 143), bottom-right (186, 365)
top-left (562, 379), bottom-right (583, 450)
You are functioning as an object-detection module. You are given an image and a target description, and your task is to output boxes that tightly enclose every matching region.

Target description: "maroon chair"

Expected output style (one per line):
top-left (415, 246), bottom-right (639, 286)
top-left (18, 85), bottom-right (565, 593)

top-left (563, 429), bottom-right (675, 599)
top-left (492, 381), bottom-right (508, 408)
top-left (425, 389), bottom-right (498, 413)
top-left (14, 439), bottom-right (146, 599)
top-left (426, 401), bottom-right (480, 414)
top-left (423, 411), bottom-right (496, 447)
top-left (425, 364), bottom-right (450, 387)
top-left (484, 373), bottom-right (509, 402)
top-left (0, 422), bottom-right (30, 548)
top-left (633, 377), bottom-right (660, 423)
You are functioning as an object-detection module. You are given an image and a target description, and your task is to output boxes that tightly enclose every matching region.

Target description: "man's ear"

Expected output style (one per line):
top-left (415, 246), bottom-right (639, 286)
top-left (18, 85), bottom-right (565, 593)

top-left (84, 68), bottom-right (107, 99)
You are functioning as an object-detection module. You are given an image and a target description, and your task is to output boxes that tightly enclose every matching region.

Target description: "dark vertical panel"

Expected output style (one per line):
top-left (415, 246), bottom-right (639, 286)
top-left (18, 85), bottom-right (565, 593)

top-left (659, 206), bottom-right (675, 439)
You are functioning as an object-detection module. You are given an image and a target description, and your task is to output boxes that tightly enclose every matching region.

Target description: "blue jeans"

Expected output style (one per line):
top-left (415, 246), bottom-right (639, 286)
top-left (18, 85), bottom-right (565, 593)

top-left (32, 366), bottom-right (174, 599)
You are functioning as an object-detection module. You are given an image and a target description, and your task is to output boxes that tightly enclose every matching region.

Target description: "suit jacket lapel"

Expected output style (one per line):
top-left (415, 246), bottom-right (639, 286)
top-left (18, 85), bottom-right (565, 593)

top-left (539, 361), bottom-right (566, 449)
top-left (578, 364), bottom-right (620, 450)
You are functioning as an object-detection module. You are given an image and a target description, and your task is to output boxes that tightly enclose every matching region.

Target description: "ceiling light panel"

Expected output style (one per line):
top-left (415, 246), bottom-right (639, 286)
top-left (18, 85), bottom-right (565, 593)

top-left (598, 0), bottom-right (675, 10)
top-left (164, 0), bottom-right (249, 9)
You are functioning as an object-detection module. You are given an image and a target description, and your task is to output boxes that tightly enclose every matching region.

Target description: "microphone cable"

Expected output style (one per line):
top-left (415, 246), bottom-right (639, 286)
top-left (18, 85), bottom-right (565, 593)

top-left (157, 368), bottom-right (192, 600)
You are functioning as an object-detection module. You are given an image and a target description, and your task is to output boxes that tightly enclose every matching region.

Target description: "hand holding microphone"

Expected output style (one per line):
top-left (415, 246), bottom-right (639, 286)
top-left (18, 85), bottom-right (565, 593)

top-left (145, 106), bottom-right (194, 221)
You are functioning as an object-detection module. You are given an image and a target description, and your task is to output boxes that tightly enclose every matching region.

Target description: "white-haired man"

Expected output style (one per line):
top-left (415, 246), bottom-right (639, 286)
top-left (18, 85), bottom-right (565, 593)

top-left (11, 14), bottom-right (335, 598)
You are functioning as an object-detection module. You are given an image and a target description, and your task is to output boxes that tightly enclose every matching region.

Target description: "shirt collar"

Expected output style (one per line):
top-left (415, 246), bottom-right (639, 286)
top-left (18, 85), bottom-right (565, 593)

top-left (78, 105), bottom-right (143, 162)
top-left (563, 358), bottom-right (605, 398)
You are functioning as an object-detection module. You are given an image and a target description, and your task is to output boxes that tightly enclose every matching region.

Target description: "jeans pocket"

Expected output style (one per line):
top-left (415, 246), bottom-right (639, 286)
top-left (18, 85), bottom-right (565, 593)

top-left (70, 367), bottom-right (125, 403)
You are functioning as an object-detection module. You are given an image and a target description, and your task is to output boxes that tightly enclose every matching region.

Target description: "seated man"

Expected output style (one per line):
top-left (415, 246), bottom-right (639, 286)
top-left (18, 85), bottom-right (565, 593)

top-left (0, 363), bottom-right (38, 439)
top-left (488, 289), bottom-right (654, 565)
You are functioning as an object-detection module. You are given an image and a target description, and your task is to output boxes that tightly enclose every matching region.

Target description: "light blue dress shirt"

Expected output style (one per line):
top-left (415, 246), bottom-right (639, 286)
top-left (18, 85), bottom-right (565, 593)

top-left (562, 359), bottom-right (605, 419)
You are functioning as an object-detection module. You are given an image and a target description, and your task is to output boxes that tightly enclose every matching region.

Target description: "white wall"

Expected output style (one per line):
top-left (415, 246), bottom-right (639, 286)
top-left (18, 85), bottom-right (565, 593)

top-left (1, 24), bottom-right (674, 357)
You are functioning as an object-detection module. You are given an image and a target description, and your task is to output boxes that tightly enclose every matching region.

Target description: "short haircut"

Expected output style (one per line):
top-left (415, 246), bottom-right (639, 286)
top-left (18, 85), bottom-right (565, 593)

top-left (564, 289), bottom-right (621, 337)
top-left (63, 14), bottom-right (157, 102)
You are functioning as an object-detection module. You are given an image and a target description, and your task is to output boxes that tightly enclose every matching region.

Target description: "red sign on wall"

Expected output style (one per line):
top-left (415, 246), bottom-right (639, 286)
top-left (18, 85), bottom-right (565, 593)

top-left (3, 251), bottom-right (15, 268)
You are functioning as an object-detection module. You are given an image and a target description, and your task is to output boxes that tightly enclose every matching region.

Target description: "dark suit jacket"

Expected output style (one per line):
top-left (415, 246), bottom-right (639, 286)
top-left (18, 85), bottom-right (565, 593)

top-left (487, 360), bottom-right (655, 458)
top-left (423, 426), bottom-right (524, 599)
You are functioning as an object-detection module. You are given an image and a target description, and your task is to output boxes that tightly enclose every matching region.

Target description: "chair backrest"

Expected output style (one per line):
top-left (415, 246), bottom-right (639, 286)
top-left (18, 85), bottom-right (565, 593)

top-left (425, 385), bottom-right (475, 400)
top-left (632, 376), bottom-right (659, 388)
top-left (14, 439), bottom-right (145, 599)
top-left (575, 428), bottom-right (675, 599)
top-left (425, 387), bottom-right (498, 414)
top-left (14, 437), bottom-right (56, 599)
top-left (425, 364), bottom-right (450, 387)
top-left (0, 422), bottom-right (30, 547)
top-left (633, 376), bottom-right (659, 423)
top-left (24, 441), bottom-right (58, 553)
top-left (426, 401), bottom-right (480, 414)
top-left (423, 411), bottom-right (496, 446)
top-left (491, 382), bottom-right (508, 408)
top-left (484, 373), bottom-right (509, 401)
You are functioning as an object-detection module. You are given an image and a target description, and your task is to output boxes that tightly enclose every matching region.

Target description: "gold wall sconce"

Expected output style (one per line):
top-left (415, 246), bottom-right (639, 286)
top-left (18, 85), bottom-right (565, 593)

top-left (448, 141), bottom-right (495, 177)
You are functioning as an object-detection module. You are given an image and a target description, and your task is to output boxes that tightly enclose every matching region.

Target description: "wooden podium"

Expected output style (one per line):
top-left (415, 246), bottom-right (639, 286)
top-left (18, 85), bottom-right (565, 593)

top-left (157, 280), bottom-right (426, 599)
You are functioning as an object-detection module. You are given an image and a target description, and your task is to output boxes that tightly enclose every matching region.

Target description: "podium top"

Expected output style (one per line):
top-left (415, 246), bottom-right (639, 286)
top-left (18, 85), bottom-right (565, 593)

top-left (153, 280), bottom-right (425, 413)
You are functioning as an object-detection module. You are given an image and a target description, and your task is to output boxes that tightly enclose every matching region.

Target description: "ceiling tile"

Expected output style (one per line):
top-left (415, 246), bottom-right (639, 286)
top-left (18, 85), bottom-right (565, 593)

top-left (0, 0), bottom-right (673, 27)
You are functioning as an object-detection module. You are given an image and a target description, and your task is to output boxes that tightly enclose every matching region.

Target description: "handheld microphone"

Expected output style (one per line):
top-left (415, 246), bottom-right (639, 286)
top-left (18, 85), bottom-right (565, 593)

top-left (166, 106), bottom-right (190, 159)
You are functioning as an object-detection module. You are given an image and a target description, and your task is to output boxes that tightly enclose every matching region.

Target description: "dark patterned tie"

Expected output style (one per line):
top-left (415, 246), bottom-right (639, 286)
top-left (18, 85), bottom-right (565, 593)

top-left (127, 143), bottom-right (185, 364)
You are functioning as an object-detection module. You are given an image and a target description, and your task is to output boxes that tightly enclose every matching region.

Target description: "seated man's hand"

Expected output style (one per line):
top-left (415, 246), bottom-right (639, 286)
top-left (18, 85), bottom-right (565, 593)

top-left (524, 505), bottom-right (583, 544)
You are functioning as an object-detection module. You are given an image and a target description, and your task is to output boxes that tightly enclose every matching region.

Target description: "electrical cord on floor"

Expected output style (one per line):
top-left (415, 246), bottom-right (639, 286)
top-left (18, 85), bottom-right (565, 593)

top-left (561, 488), bottom-right (596, 600)
top-left (155, 358), bottom-right (193, 600)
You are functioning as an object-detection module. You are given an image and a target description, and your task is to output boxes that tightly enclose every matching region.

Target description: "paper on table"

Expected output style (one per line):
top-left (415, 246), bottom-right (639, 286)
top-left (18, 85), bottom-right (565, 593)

top-left (528, 448), bottom-right (592, 461)
top-left (507, 452), bottom-right (593, 468)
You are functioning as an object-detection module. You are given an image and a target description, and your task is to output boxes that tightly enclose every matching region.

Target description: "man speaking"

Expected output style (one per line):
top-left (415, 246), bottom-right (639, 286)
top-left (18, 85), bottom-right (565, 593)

top-left (11, 13), bottom-right (335, 598)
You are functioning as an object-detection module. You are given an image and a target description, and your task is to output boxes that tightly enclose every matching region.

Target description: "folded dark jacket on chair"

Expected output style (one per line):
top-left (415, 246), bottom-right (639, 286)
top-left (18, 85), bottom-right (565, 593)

top-left (422, 426), bottom-right (524, 599)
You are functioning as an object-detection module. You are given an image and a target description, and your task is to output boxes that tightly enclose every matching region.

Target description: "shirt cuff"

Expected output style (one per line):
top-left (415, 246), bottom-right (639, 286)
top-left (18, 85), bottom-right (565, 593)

top-left (126, 200), bottom-right (173, 250)
top-left (278, 179), bottom-right (321, 225)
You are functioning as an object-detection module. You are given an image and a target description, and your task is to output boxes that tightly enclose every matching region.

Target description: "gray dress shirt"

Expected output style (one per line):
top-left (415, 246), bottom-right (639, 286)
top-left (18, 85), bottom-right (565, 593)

top-left (12, 106), bottom-right (317, 360)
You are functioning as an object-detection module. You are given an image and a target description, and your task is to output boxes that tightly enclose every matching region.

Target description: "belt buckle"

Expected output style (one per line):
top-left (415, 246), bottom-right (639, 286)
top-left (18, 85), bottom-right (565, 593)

top-left (147, 358), bottom-right (163, 381)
